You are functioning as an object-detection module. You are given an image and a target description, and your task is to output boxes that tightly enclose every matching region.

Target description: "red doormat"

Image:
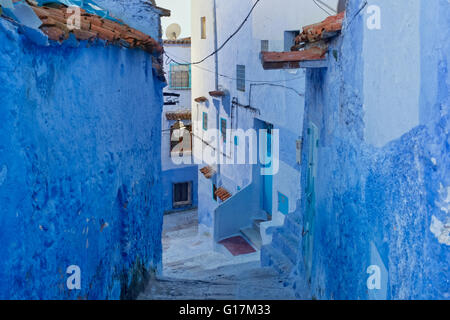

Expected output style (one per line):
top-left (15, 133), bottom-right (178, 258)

top-left (219, 236), bottom-right (256, 256)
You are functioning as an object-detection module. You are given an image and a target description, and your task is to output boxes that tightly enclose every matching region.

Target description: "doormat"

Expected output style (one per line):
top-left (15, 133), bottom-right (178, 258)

top-left (219, 236), bottom-right (256, 256)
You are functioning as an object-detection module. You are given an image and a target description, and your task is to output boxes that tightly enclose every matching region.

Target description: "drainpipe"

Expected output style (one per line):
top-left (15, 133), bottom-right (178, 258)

top-left (213, 0), bottom-right (219, 90)
top-left (213, 0), bottom-right (221, 180)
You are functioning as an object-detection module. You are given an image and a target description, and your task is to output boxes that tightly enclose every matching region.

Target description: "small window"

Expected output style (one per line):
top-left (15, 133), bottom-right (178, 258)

top-left (173, 182), bottom-right (192, 207)
top-left (278, 192), bottom-right (289, 215)
top-left (236, 65), bottom-right (245, 92)
top-left (201, 17), bottom-right (206, 39)
top-left (261, 40), bottom-right (269, 52)
top-left (220, 118), bottom-right (227, 143)
top-left (212, 183), bottom-right (217, 201)
top-left (202, 112), bottom-right (208, 131)
top-left (169, 64), bottom-right (191, 89)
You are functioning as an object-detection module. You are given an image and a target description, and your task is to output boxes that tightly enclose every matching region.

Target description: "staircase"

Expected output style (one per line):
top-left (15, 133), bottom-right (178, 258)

top-left (261, 212), bottom-right (302, 276)
top-left (239, 218), bottom-right (267, 250)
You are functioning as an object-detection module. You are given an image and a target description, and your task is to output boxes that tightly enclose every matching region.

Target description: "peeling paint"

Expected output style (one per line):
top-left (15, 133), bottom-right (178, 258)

top-left (430, 216), bottom-right (450, 246)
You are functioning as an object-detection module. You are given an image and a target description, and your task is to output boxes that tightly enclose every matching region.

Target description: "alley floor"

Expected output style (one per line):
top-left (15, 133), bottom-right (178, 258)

top-left (138, 210), bottom-right (296, 300)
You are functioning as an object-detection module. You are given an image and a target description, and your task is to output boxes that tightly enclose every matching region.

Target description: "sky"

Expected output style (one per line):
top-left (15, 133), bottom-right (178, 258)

top-left (156, 0), bottom-right (191, 39)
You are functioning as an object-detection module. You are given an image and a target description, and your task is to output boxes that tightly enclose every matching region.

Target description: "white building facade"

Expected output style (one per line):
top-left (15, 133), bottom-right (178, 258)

top-left (191, 0), bottom-right (339, 248)
top-left (162, 38), bottom-right (198, 214)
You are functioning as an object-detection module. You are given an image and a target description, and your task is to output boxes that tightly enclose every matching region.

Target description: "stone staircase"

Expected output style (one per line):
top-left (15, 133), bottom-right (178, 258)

top-left (261, 213), bottom-right (302, 276)
top-left (239, 214), bottom-right (272, 250)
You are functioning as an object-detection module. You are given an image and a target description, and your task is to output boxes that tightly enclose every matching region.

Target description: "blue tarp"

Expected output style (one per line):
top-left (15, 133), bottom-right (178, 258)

top-left (0, 0), bottom-right (49, 45)
top-left (35, 0), bottom-right (122, 23)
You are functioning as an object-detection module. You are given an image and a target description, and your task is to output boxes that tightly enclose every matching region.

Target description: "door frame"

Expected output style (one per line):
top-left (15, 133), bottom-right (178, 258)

top-left (303, 122), bottom-right (319, 280)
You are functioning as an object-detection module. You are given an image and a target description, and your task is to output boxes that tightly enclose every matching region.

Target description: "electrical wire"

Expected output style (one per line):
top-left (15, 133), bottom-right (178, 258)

top-left (169, 0), bottom-right (262, 66)
top-left (315, 0), bottom-right (338, 14)
top-left (344, 0), bottom-right (368, 30)
top-left (312, 0), bottom-right (333, 16)
top-left (249, 83), bottom-right (304, 98)
top-left (164, 51), bottom-right (305, 84)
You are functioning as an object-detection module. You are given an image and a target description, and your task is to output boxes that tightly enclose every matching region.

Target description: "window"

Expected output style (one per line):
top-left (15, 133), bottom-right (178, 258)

top-left (173, 182), bottom-right (192, 207)
top-left (220, 118), bottom-right (227, 143)
top-left (284, 30), bottom-right (300, 51)
top-left (170, 121), bottom-right (192, 156)
top-left (278, 192), bottom-right (289, 215)
top-left (236, 65), bottom-right (245, 92)
top-left (201, 17), bottom-right (206, 39)
top-left (202, 112), bottom-right (208, 131)
top-left (261, 40), bottom-right (269, 52)
top-left (169, 64), bottom-right (191, 89)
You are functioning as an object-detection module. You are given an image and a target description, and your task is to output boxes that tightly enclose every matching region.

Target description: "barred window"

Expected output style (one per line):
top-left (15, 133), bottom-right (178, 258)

top-left (261, 40), bottom-right (269, 52)
top-left (236, 64), bottom-right (245, 92)
top-left (220, 118), bottom-right (227, 143)
top-left (169, 64), bottom-right (191, 89)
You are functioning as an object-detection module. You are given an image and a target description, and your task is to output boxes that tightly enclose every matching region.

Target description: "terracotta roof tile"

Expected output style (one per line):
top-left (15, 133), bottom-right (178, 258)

top-left (163, 37), bottom-right (191, 45)
top-left (24, 3), bottom-right (163, 55)
top-left (259, 12), bottom-right (345, 70)
top-left (194, 96), bottom-right (208, 103)
top-left (165, 110), bottom-right (191, 121)
top-left (215, 187), bottom-right (232, 202)
top-left (295, 11), bottom-right (345, 45)
top-left (200, 166), bottom-right (216, 179)
top-left (261, 46), bottom-right (328, 70)
top-left (209, 91), bottom-right (226, 97)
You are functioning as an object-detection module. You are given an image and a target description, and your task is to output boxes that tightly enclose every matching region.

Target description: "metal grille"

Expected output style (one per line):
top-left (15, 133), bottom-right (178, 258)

top-left (169, 64), bottom-right (191, 89)
top-left (236, 65), bottom-right (245, 92)
top-left (261, 40), bottom-right (269, 52)
top-left (220, 118), bottom-right (227, 142)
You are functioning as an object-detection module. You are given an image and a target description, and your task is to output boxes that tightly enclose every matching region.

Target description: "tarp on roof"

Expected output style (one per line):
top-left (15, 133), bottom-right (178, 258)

top-left (35, 0), bottom-right (122, 23)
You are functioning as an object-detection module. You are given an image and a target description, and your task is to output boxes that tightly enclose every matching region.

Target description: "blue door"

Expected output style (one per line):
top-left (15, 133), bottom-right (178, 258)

top-left (303, 122), bottom-right (318, 280)
top-left (262, 125), bottom-right (273, 215)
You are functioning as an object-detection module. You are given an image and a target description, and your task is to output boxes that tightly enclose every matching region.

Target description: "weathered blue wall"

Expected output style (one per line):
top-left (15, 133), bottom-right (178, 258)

top-left (0, 18), bottom-right (164, 299)
top-left (288, 0), bottom-right (449, 300)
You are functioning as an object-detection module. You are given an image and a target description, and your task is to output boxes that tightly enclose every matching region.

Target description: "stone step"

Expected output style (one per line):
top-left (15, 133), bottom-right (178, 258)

top-left (284, 214), bottom-right (302, 236)
top-left (240, 226), bottom-right (262, 250)
top-left (261, 244), bottom-right (294, 276)
top-left (272, 231), bottom-right (299, 265)
top-left (253, 218), bottom-right (266, 230)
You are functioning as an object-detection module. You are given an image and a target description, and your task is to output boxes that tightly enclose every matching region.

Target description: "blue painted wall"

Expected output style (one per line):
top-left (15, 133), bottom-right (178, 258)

top-left (0, 18), bottom-right (164, 299)
top-left (162, 166), bottom-right (198, 213)
top-left (286, 0), bottom-right (449, 300)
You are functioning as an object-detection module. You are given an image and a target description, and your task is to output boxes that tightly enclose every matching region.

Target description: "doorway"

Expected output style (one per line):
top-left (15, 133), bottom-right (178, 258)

top-left (303, 122), bottom-right (319, 281)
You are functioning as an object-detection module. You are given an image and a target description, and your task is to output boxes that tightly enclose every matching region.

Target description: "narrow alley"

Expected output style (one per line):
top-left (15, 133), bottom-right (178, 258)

top-left (0, 0), bottom-right (448, 303)
top-left (139, 210), bottom-right (295, 300)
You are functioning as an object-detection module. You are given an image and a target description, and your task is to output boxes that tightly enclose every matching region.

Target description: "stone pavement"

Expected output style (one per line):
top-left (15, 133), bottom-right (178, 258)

top-left (138, 210), bottom-right (296, 300)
